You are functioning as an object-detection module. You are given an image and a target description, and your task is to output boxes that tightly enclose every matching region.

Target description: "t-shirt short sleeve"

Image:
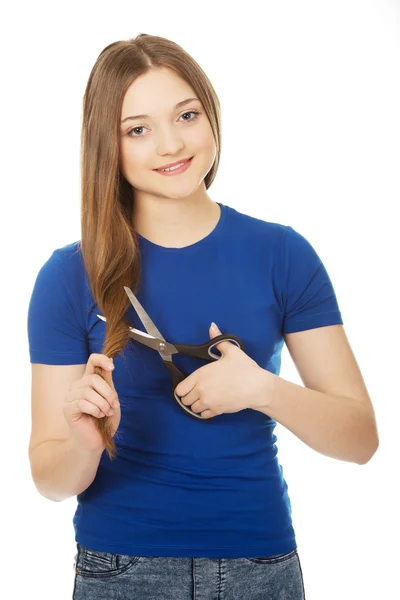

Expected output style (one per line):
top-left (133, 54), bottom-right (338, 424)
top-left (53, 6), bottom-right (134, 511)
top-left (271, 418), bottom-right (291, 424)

top-left (281, 225), bottom-right (343, 334)
top-left (27, 249), bottom-right (89, 364)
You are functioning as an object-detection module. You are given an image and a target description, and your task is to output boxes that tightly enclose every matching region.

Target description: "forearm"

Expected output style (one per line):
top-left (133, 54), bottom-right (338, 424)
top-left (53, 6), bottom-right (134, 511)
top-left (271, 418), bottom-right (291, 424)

top-left (251, 369), bottom-right (379, 465)
top-left (29, 438), bottom-right (104, 502)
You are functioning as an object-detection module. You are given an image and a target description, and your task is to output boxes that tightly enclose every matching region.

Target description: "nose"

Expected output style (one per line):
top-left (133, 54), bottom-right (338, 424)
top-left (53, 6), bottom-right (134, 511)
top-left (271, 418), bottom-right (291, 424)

top-left (155, 125), bottom-right (185, 155)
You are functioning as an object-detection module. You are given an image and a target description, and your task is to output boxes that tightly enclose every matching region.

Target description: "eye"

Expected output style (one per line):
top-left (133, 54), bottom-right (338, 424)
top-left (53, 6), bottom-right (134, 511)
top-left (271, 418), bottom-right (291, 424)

top-left (126, 111), bottom-right (200, 138)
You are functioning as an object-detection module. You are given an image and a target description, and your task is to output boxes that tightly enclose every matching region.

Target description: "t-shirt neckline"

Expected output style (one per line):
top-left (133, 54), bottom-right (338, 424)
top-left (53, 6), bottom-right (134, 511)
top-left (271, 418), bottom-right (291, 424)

top-left (136, 202), bottom-right (227, 253)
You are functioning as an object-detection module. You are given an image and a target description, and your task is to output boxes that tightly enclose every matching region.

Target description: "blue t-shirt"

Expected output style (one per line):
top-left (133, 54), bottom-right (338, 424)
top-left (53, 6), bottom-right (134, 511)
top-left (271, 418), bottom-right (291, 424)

top-left (27, 202), bottom-right (343, 558)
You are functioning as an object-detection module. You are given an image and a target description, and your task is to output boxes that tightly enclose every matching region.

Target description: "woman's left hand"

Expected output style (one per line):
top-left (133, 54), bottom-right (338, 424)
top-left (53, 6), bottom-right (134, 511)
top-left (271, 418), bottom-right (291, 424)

top-left (174, 322), bottom-right (268, 419)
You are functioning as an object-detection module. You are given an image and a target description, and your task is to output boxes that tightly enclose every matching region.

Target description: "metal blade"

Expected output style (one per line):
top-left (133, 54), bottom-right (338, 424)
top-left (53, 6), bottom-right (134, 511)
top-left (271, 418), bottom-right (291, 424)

top-left (123, 286), bottom-right (167, 342)
top-left (96, 314), bottom-right (177, 358)
top-left (128, 327), bottom-right (178, 356)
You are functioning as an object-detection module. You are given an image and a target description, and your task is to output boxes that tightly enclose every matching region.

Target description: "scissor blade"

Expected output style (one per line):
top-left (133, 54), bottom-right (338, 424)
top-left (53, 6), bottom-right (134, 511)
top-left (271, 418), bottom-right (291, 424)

top-left (123, 286), bottom-right (167, 342)
top-left (96, 314), bottom-right (178, 356)
top-left (128, 328), bottom-right (178, 355)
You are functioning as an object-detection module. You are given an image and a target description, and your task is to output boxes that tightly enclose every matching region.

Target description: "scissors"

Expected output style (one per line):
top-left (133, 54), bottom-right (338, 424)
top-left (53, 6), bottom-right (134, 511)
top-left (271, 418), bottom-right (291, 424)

top-left (97, 286), bottom-right (245, 421)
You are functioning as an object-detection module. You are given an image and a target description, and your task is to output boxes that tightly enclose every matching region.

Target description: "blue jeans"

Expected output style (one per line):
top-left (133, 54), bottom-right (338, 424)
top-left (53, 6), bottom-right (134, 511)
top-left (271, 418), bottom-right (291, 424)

top-left (73, 543), bottom-right (306, 599)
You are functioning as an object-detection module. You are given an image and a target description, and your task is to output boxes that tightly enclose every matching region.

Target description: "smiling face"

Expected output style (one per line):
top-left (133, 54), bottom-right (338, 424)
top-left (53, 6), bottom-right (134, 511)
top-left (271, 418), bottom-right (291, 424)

top-left (119, 67), bottom-right (216, 202)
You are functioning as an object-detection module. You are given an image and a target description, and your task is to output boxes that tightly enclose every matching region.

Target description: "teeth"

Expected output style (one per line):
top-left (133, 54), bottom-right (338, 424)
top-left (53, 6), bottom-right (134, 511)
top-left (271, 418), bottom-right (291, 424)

top-left (159, 160), bottom-right (188, 172)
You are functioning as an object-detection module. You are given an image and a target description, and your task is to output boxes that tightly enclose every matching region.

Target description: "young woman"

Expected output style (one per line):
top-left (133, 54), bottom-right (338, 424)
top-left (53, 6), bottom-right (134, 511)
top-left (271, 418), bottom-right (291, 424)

top-left (27, 33), bottom-right (378, 600)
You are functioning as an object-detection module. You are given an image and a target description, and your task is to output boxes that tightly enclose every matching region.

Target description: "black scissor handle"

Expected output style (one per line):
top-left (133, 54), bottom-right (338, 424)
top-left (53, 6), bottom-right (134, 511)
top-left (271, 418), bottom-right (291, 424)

top-left (173, 333), bottom-right (244, 361)
top-left (163, 361), bottom-right (212, 422)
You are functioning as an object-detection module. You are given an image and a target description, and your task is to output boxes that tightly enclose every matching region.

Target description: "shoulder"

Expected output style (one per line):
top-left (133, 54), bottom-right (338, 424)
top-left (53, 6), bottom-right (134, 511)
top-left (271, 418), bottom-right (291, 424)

top-left (43, 241), bottom-right (85, 281)
top-left (32, 241), bottom-right (86, 298)
top-left (52, 240), bottom-right (83, 268)
top-left (224, 203), bottom-right (287, 247)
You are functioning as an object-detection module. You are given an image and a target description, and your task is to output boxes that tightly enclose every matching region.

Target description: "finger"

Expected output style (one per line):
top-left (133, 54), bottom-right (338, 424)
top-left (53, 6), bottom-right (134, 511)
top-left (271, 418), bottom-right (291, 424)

top-left (74, 373), bottom-right (118, 412)
top-left (180, 390), bottom-right (200, 406)
top-left (90, 373), bottom-right (119, 409)
top-left (76, 398), bottom-right (113, 419)
top-left (97, 366), bottom-right (117, 393)
top-left (189, 398), bottom-right (203, 413)
top-left (175, 374), bottom-right (197, 399)
top-left (83, 387), bottom-right (116, 417)
top-left (200, 409), bottom-right (214, 419)
top-left (209, 322), bottom-right (231, 354)
top-left (85, 353), bottom-right (114, 376)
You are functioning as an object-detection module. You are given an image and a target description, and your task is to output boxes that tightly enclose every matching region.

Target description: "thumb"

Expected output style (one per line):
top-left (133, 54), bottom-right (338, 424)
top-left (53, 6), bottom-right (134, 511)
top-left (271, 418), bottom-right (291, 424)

top-left (209, 322), bottom-right (231, 356)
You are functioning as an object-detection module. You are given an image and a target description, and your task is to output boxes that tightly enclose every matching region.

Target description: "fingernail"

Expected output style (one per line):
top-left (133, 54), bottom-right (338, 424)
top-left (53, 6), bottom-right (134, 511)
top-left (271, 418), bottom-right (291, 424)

top-left (211, 322), bottom-right (218, 331)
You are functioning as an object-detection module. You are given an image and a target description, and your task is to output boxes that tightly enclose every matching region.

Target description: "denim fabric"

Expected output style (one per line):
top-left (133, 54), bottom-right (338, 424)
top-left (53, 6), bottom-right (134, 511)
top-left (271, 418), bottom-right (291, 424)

top-left (72, 543), bottom-right (306, 599)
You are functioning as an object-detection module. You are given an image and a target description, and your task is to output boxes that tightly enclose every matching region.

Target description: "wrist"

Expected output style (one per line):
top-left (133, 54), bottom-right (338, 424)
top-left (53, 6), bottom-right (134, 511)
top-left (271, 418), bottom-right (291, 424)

top-left (249, 366), bottom-right (276, 410)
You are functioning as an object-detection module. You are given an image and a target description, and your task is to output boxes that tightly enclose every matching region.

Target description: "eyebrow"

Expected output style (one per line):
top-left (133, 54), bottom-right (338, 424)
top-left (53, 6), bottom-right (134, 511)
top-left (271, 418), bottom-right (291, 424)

top-left (120, 97), bottom-right (200, 123)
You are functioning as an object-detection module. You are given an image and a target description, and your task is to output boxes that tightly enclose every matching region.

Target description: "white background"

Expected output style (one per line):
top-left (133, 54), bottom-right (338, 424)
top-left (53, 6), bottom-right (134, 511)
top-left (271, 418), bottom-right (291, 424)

top-left (2, 1), bottom-right (399, 598)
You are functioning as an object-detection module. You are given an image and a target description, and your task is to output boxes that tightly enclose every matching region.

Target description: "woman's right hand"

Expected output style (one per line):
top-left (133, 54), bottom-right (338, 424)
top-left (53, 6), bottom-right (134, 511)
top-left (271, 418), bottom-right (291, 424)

top-left (63, 353), bottom-right (121, 454)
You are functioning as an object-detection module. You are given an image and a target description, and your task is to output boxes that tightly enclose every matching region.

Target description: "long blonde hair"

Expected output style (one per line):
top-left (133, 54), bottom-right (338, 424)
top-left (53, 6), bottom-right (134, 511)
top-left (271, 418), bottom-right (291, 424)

top-left (80, 34), bottom-right (222, 460)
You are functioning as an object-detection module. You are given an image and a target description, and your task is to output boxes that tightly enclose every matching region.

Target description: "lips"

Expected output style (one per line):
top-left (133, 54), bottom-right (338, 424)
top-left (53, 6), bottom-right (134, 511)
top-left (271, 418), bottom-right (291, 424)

top-left (155, 157), bottom-right (192, 171)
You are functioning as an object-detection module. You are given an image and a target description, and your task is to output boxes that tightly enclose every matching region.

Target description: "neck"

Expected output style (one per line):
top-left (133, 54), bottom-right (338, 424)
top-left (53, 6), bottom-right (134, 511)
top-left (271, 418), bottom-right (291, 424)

top-left (132, 196), bottom-right (220, 248)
